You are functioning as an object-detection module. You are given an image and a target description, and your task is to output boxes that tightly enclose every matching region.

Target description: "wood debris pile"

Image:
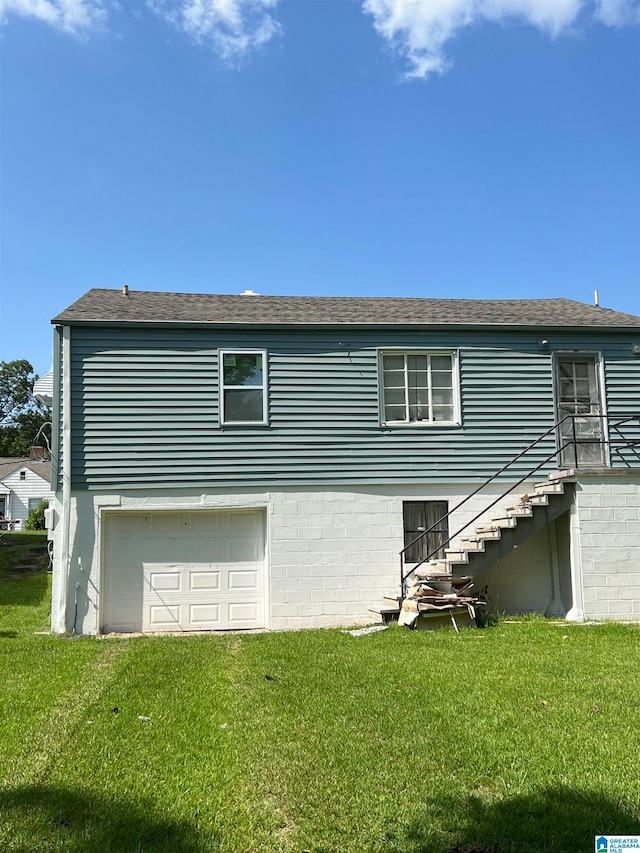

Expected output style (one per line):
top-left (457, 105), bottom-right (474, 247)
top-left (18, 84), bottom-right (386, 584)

top-left (398, 575), bottom-right (485, 629)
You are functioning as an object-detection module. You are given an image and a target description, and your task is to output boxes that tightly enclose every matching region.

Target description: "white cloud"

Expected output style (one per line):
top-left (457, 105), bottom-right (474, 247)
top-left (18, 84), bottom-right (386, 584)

top-left (0, 0), bottom-right (107, 33)
top-left (2, 0), bottom-right (636, 70)
top-left (594, 0), bottom-right (640, 25)
top-left (362, 0), bottom-right (640, 79)
top-left (481, 0), bottom-right (584, 34)
top-left (147, 0), bottom-right (281, 62)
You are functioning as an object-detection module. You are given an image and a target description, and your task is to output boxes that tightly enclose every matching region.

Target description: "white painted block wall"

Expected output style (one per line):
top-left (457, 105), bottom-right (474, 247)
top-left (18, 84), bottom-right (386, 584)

top-left (50, 481), bottom-right (539, 634)
top-left (574, 475), bottom-right (640, 620)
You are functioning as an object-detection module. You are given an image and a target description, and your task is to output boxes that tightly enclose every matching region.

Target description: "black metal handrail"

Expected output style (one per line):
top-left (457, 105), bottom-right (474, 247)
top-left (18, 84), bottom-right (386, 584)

top-left (399, 413), bottom-right (640, 597)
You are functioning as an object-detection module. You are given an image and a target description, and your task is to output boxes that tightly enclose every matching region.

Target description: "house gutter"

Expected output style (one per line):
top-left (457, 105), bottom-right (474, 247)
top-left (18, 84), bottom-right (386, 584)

top-left (50, 318), bottom-right (640, 332)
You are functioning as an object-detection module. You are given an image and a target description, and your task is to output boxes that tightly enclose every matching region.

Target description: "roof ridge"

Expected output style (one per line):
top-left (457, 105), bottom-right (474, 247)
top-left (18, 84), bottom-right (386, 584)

top-left (52, 289), bottom-right (640, 328)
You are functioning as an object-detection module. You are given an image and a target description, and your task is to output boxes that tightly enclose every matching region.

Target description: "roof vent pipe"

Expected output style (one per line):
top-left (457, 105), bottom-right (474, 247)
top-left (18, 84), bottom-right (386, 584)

top-left (594, 289), bottom-right (599, 307)
top-left (122, 284), bottom-right (129, 298)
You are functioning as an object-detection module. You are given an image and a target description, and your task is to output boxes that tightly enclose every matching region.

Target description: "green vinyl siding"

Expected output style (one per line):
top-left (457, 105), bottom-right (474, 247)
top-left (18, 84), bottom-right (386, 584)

top-left (603, 348), bottom-right (640, 466)
top-left (60, 325), bottom-right (640, 490)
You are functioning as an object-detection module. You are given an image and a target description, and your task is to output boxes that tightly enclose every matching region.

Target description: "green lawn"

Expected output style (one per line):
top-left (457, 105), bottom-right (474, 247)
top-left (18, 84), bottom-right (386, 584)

top-left (1, 533), bottom-right (639, 852)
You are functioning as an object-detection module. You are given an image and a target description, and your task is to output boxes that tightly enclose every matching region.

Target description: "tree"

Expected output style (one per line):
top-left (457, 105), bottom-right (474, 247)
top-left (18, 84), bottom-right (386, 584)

top-left (0, 406), bottom-right (52, 457)
top-left (25, 499), bottom-right (49, 530)
top-left (0, 360), bottom-right (35, 424)
top-left (0, 360), bottom-right (51, 457)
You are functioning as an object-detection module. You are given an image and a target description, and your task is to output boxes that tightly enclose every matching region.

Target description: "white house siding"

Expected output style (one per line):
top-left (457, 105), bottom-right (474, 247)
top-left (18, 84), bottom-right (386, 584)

top-left (34, 369), bottom-right (54, 406)
top-left (2, 467), bottom-right (53, 529)
top-left (574, 474), bottom-right (640, 621)
top-left (50, 481), bottom-right (543, 635)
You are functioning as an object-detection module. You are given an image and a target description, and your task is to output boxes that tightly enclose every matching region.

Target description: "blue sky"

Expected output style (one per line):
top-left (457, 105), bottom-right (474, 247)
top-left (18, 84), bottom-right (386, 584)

top-left (1, 0), bottom-right (639, 376)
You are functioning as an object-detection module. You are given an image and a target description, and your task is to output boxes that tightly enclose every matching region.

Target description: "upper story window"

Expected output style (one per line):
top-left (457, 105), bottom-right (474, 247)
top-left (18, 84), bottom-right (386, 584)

top-left (19, 470), bottom-right (26, 481)
top-left (220, 350), bottom-right (268, 425)
top-left (380, 351), bottom-right (460, 426)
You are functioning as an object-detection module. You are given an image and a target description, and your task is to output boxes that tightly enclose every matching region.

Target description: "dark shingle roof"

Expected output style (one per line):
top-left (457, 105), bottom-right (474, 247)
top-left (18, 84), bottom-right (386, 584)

top-left (53, 288), bottom-right (640, 328)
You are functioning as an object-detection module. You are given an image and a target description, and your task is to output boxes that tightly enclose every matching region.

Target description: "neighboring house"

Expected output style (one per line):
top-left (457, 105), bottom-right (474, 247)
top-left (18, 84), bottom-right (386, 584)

top-left (34, 370), bottom-right (54, 407)
top-left (0, 458), bottom-right (53, 529)
top-left (48, 288), bottom-right (640, 635)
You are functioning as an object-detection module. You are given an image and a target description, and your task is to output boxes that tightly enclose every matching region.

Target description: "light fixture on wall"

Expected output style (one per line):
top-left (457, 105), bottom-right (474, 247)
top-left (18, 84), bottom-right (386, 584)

top-left (633, 344), bottom-right (640, 356)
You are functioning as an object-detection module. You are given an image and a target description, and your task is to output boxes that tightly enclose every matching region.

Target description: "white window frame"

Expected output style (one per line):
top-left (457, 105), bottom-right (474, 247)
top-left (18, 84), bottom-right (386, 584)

top-left (379, 349), bottom-right (461, 427)
top-left (219, 349), bottom-right (268, 426)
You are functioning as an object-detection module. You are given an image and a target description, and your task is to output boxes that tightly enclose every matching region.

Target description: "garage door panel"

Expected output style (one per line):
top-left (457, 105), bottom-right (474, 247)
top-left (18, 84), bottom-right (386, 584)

top-left (108, 539), bottom-right (156, 564)
top-left (190, 571), bottom-right (220, 591)
top-left (147, 568), bottom-right (182, 592)
top-left (151, 514), bottom-right (187, 535)
top-left (228, 601), bottom-right (260, 624)
top-left (110, 514), bottom-right (146, 537)
top-left (104, 539), bottom-right (142, 569)
top-left (189, 603), bottom-right (221, 627)
top-left (183, 540), bottom-right (224, 562)
top-left (228, 569), bottom-right (260, 590)
top-left (228, 540), bottom-right (262, 561)
top-left (103, 509), bottom-right (266, 633)
top-left (148, 603), bottom-right (182, 630)
top-left (142, 539), bottom-right (190, 562)
top-left (228, 512), bottom-right (261, 531)
top-left (104, 564), bottom-right (144, 601)
top-left (190, 513), bottom-right (220, 532)
top-left (104, 598), bottom-right (143, 633)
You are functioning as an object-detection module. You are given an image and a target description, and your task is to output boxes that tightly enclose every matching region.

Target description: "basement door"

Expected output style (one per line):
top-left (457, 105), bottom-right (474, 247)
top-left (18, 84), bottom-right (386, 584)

top-left (102, 509), bottom-right (266, 633)
top-left (554, 355), bottom-right (606, 468)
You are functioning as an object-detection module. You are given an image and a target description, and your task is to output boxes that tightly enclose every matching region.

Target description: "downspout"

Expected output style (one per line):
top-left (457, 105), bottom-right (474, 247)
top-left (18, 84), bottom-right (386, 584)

top-left (59, 325), bottom-right (72, 631)
top-left (565, 491), bottom-right (585, 623)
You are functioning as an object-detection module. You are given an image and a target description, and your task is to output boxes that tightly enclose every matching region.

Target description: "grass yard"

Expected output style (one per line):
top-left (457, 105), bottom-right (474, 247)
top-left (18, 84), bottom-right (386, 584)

top-left (1, 533), bottom-right (639, 852)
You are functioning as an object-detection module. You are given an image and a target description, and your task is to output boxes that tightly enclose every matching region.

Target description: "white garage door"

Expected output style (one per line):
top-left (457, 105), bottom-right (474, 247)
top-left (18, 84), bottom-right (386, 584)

top-left (102, 509), bottom-right (266, 633)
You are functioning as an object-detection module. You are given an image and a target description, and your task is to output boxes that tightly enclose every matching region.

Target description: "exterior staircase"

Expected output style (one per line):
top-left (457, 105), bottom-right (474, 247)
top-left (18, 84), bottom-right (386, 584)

top-left (370, 471), bottom-right (575, 623)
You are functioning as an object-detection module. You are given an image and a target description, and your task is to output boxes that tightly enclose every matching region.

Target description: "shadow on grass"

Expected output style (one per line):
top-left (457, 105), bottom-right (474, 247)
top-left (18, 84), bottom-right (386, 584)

top-left (400, 786), bottom-right (640, 853)
top-left (0, 532), bottom-right (47, 549)
top-left (0, 784), bottom-right (217, 853)
top-left (0, 570), bottom-right (48, 607)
